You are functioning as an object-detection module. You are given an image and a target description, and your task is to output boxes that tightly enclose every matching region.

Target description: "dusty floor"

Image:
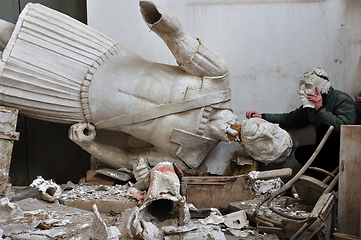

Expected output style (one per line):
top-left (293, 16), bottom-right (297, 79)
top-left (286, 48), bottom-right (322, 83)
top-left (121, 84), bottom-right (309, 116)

top-left (0, 175), bottom-right (323, 240)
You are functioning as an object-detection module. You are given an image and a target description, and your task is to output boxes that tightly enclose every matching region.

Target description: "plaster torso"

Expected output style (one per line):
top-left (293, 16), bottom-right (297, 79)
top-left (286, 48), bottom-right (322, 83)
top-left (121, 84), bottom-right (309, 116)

top-left (88, 48), bottom-right (231, 165)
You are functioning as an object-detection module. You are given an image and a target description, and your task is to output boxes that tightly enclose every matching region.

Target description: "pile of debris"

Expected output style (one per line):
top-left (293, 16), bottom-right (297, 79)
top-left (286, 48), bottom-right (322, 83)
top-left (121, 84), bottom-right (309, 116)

top-left (0, 160), bottom-right (337, 240)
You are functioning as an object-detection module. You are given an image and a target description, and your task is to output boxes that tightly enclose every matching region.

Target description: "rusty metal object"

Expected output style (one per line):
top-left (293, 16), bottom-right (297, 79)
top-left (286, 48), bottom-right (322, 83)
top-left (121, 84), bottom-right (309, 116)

top-left (0, 106), bottom-right (19, 196)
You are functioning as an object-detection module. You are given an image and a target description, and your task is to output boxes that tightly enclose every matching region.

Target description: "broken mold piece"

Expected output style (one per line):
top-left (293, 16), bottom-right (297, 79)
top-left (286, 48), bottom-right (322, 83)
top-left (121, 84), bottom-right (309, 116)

top-left (163, 222), bottom-right (226, 240)
top-left (200, 208), bottom-right (224, 225)
top-left (133, 157), bottom-right (151, 182)
top-left (0, 197), bottom-right (24, 222)
top-left (223, 210), bottom-right (249, 229)
top-left (125, 162), bottom-right (191, 239)
top-left (30, 176), bottom-right (62, 203)
top-left (251, 178), bottom-right (283, 196)
top-left (127, 187), bottom-right (145, 201)
top-left (96, 168), bottom-right (133, 182)
top-left (81, 204), bottom-right (121, 240)
top-left (62, 181), bottom-right (77, 191)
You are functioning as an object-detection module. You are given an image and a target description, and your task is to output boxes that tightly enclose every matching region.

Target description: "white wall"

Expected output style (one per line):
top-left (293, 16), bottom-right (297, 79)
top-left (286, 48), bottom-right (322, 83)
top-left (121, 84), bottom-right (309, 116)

top-left (87, 0), bottom-right (361, 174)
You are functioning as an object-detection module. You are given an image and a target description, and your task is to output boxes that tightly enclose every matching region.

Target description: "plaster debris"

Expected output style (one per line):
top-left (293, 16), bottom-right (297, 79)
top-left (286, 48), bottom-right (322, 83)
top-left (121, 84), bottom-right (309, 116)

top-left (133, 157), bottom-right (151, 182)
top-left (81, 204), bottom-right (121, 240)
top-left (248, 171), bottom-right (260, 180)
top-left (254, 178), bottom-right (283, 195)
top-left (200, 208), bottom-right (224, 225)
top-left (96, 168), bottom-right (133, 182)
top-left (59, 184), bottom-right (140, 213)
top-left (223, 210), bottom-right (248, 229)
top-left (124, 162), bottom-right (191, 239)
top-left (30, 176), bottom-right (62, 203)
top-left (61, 184), bottom-right (131, 201)
top-left (248, 177), bottom-right (283, 196)
top-left (0, 197), bottom-right (24, 222)
top-left (163, 221), bottom-right (226, 240)
top-left (0, 198), bottom-right (116, 239)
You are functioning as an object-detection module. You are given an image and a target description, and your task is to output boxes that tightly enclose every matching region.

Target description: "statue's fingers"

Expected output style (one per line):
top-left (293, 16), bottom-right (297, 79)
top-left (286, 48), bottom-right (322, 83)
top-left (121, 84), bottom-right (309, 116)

top-left (86, 123), bottom-right (97, 138)
top-left (68, 124), bottom-right (79, 140)
top-left (74, 123), bottom-right (95, 142)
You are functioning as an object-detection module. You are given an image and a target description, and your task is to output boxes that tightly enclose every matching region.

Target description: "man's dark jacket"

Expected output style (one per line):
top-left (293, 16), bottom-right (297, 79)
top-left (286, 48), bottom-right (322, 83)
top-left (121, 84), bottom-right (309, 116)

top-left (261, 87), bottom-right (358, 176)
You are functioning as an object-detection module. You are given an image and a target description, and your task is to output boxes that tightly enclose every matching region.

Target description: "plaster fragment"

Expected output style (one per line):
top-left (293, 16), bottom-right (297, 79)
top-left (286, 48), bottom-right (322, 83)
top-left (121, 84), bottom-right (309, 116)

top-left (163, 222), bottom-right (226, 240)
top-left (30, 176), bottom-right (62, 203)
top-left (0, 197), bottom-right (24, 222)
top-left (252, 178), bottom-right (283, 195)
top-left (223, 210), bottom-right (248, 229)
top-left (200, 208), bottom-right (224, 225)
top-left (248, 171), bottom-right (259, 180)
top-left (81, 204), bottom-right (121, 240)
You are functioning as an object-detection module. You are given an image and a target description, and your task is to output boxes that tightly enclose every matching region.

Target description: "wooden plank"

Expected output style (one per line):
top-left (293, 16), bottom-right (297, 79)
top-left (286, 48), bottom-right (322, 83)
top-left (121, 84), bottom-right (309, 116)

top-left (250, 168), bottom-right (292, 180)
top-left (338, 125), bottom-right (361, 237)
top-left (257, 226), bottom-right (285, 236)
top-left (291, 219), bottom-right (324, 240)
top-left (281, 219), bottom-right (308, 238)
top-left (0, 107), bottom-right (19, 185)
top-left (309, 193), bottom-right (333, 219)
top-left (298, 218), bottom-right (324, 240)
top-left (319, 207), bottom-right (334, 240)
top-left (319, 195), bottom-right (335, 221)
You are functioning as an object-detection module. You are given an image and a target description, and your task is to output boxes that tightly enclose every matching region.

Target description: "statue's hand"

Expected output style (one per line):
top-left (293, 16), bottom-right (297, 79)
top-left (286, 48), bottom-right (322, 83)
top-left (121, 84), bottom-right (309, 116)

top-left (69, 123), bottom-right (96, 148)
top-left (209, 110), bottom-right (240, 142)
top-left (133, 157), bottom-right (150, 182)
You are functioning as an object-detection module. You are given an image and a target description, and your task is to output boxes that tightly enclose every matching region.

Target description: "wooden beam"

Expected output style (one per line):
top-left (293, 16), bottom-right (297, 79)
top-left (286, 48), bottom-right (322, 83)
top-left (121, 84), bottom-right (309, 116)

top-left (0, 107), bottom-right (19, 194)
top-left (338, 125), bottom-right (361, 237)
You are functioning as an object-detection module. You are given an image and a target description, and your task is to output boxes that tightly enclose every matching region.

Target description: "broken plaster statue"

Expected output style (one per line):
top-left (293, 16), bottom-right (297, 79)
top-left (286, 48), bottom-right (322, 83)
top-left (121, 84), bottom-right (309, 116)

top-left (240, 118), bottom-right (293, 164)
top-left (0, 1), bottom-right (239, 170)
top-left (125, 162), bottom-right (190, 239)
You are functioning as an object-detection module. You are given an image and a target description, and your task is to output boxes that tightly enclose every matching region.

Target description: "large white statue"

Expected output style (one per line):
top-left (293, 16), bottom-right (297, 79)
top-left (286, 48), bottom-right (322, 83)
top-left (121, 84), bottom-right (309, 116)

top-left (0, 2), bottom-right (240, 170)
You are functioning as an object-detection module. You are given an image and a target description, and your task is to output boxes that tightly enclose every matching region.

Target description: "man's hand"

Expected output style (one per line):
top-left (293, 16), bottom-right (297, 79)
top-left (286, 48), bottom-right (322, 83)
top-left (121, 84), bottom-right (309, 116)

top-left (69, 123), bottom-right (96, 148)
top-left (306, 87), bottom-right (323, 111)
top-left (246, 110), bottom-right (262, 119)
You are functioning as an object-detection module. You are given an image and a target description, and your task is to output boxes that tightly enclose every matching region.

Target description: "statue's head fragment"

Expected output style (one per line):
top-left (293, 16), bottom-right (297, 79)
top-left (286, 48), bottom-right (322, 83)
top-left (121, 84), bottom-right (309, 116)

top-left (240, 118), bottom-right (293, 164)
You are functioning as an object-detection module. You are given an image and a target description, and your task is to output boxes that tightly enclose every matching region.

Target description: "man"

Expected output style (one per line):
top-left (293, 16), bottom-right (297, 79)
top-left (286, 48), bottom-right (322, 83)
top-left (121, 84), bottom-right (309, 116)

top-left (246, 67), bottom-right (359, 179)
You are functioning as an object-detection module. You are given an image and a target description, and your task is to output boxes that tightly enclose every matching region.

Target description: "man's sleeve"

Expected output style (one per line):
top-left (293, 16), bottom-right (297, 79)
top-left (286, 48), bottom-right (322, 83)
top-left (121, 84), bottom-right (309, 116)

top-left (263, 107), bottom-right (311, 129)
top-left (313, 96), bottom-right (358, 134)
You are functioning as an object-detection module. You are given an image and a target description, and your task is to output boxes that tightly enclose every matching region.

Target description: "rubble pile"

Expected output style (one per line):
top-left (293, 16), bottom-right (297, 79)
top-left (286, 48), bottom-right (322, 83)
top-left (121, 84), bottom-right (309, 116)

top-left (0, 163), bottom-right (335, 239)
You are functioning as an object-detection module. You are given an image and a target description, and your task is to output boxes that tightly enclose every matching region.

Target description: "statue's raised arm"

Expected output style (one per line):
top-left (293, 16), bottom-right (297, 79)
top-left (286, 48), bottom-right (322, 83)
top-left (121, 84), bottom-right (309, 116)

top-left (139, 1), bottom-right (228, 77)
